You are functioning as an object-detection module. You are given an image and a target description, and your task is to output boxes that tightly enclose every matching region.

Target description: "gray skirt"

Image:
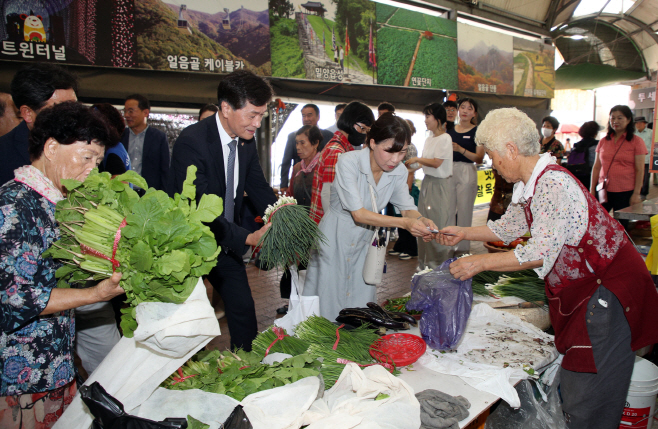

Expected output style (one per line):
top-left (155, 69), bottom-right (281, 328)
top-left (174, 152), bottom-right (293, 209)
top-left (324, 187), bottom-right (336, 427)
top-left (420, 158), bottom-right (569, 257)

top-left (417, 175), bottom-right (455, 269)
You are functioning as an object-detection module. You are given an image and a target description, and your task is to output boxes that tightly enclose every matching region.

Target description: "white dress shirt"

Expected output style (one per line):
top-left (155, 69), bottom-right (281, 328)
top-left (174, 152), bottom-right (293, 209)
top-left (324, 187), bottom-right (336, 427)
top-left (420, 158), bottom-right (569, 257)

top-left (215, 112), bottom-right (239, 198)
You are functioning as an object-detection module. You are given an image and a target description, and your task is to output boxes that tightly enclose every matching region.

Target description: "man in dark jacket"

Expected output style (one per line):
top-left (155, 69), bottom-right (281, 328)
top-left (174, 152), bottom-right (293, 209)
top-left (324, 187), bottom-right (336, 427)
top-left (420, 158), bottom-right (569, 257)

top-left (0, 63), bottom-right (78, 185)
top-left (169, 70), bottom-right (276, 351)
top-left (121, 94), bottom-right (170, 192)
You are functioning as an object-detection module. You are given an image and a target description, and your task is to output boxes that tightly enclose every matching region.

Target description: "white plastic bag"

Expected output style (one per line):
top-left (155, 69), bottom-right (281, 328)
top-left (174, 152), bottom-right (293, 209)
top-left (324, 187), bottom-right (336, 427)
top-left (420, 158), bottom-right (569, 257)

top-left (137, 388), bottom-right (239, 429)
top-left (54, 278), bottom-right (221, 429)
top-left (241, 375), bottom-right (323, 429)
top-left (301, 363), bottom-right (421, 429)
top-left (275, 264), bottom-right (319, 335)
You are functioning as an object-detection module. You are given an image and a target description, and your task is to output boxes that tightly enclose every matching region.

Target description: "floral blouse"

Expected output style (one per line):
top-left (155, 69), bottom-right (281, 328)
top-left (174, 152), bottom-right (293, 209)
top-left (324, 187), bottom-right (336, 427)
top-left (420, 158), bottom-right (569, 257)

top-left (488, 168), bottom-right (588, 279)
top-left (539, 137), bottom-right (565, 161)
top-left (0, 166), bottom-right (75, 396)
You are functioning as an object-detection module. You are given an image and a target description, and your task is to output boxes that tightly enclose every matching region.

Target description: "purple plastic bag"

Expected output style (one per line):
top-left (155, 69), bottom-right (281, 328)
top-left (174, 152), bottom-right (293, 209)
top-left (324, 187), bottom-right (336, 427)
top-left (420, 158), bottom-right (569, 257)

top-left (406, 258), bottom-right (473, 350)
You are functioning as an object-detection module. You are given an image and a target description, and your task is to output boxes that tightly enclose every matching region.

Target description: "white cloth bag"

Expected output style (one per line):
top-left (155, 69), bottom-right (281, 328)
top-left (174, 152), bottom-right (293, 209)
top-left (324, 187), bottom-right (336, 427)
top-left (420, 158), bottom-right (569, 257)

top-left (274, 264), bottom-right (319, 335)
top-left (301, 363), bottom-right (421, 429)
top-left (54, 278), bottom-right (221, 429)
top-left (362, 184), bottom-right (389, 285)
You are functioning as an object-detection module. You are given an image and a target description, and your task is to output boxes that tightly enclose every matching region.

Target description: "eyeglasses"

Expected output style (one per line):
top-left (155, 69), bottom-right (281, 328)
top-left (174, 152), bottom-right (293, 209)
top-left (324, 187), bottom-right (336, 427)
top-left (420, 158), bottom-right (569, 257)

top-left (445, 108), bottom-right (457, 113)
top-left (355, 123), bottom-right (371, 134)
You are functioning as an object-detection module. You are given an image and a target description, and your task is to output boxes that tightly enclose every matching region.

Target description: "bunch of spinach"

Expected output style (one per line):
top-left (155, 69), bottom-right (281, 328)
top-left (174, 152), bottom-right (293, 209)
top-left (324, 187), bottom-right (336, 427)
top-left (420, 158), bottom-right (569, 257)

top-left (163, 349), bottom-right (321, 401)
top-left (43, 166), bottom-right (222, 337)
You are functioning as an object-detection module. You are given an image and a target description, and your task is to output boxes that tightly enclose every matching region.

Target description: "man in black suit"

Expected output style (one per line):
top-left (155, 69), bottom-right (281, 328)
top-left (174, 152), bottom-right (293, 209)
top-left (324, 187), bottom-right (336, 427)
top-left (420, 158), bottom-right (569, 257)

top-left (121, 94), bottom-right (170, 192)
top-left (279, 104), bottom-right (333, 192)
top-left (0, 63), bottom-right (78, 185)
top-left (169, 70), bottom-right (276, 351)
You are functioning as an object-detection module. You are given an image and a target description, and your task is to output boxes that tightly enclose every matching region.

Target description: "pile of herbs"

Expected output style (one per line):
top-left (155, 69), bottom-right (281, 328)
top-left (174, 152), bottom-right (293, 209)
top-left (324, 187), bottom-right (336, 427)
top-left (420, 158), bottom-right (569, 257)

top-left (251, 326), bottom-right (310, 357)
top-left (295, 316), bottom-right (396, 389)
top-left (257, 196), bottom-right (326, 270)
top-left (383, 297), bottom-right (422, 315)
top-left (42, 166), bottom-right (222, 337)
top-left (163, 349), bottom-right (321, 401)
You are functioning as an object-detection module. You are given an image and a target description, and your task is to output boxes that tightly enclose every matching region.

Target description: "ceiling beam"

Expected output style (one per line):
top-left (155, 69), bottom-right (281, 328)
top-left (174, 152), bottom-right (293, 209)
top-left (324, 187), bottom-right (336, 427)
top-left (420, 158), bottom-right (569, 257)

top-left (545, 0), bottom-right (564, 29)
top-left (624, 0), bottom-right (646, 16)
top-left (568, 13), bottom-right (658, 45)
top-left (552, 0), bottom-right (581, 28)
top-left (419, 0), bottom-right (551, 35)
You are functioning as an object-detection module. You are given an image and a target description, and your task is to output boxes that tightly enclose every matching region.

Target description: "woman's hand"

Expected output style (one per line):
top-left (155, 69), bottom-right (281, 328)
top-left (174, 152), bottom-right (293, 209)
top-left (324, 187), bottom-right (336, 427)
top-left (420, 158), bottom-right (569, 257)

top-left (436, 226), bottom-right (465, 246)
top-left (630, 192), bottom-right (642, 206)
top-left (406, 217), bottom-right (435, 242)
top-left (449, 254), bottom-right (487, 280)
top-left (405, 157), bottom-right (419, 167)
top-left (452, 142), bottom-right (463, 153)
top-left (93, 271), bottom-right (124, 302)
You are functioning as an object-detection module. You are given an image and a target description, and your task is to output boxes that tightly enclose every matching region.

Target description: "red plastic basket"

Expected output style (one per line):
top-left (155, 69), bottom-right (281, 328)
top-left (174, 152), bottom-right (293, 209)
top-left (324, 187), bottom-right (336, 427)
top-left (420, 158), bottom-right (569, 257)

top-left (370, 333), bottom-right (426, 367)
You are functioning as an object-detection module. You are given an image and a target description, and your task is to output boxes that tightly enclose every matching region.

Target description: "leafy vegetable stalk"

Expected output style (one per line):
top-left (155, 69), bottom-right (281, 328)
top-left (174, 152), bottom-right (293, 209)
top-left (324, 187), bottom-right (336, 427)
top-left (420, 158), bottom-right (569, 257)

top-left (43, 167), bottom-right (222, 337)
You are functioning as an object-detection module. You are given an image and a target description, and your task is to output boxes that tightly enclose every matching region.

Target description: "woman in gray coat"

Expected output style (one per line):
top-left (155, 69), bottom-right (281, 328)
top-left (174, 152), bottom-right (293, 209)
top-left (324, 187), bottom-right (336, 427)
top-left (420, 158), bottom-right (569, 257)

top-left (304, 114), bottom-right (438, 320)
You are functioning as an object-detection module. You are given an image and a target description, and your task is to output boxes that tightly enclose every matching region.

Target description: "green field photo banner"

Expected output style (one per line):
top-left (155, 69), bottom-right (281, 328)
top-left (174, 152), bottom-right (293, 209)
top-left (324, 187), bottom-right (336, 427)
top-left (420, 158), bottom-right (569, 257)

top-left (375, 3), bottom-right (457, 90)
top-left (513, 37), bottom-right (555, 98)
top-left (269, 0), bottom-right (377, 84)
top-left (458, 22), bottom-right (513, 95)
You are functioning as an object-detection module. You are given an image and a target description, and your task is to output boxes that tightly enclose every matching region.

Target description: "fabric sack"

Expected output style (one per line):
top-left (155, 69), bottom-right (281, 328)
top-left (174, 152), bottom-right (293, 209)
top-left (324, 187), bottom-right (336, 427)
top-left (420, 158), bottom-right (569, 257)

top-left (274, 264), bottom-right (319, 335)
top-left (363, 183), bottom-right (389, 285)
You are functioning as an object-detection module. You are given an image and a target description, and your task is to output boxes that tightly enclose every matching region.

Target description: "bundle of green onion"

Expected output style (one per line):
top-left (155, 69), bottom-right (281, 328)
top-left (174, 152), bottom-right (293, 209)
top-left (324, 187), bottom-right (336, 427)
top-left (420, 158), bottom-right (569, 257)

top-left (295, 315), bottom-right (389, 389)
top-left (251, 326), bottom-right (310, 357)
top-left (473, 269), bottom-right (546, 303)
top-left (257, 196), bottom-right (326, 270)
top-left (43, 166), bottom-right (222, 337)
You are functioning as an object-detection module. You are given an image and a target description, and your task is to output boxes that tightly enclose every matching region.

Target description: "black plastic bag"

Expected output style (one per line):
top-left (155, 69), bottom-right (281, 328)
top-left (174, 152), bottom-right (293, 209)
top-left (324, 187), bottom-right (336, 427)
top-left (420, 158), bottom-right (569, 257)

top-left (484, 377), bottom-right (566, 429)
top-left (222, 405), bottom-right (253, 429)
top-left (80, 382), bottom-right (188, 429)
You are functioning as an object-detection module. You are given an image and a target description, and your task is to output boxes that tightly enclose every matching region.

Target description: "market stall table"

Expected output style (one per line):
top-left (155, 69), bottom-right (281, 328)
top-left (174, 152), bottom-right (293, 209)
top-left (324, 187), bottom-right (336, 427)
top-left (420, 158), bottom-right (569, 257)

top-left (614, 197), bottom-right (658, 221)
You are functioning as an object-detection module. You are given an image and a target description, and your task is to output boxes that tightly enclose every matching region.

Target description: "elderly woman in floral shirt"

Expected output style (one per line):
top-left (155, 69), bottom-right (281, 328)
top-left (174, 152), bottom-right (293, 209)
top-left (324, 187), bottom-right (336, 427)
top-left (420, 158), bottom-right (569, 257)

top-left (438, 108), bottom-right (658, 429)
top-left (0, 101), bottom-right (124, 429)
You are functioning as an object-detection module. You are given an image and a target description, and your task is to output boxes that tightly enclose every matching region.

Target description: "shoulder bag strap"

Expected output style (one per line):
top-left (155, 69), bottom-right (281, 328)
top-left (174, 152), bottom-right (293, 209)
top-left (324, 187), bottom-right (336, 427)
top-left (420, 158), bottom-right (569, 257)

top-left (602, 137), bottom-right (626, 186)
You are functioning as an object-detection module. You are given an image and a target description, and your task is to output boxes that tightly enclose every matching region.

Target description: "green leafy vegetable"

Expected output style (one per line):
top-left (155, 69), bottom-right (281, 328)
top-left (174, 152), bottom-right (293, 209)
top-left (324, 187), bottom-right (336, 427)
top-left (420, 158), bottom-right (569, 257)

top-left (43, 166), bottom-right (222, 337)
top-left (164, 350), bottom-right (321, 401)
top-left (187, 416), bottom-right (210, 429)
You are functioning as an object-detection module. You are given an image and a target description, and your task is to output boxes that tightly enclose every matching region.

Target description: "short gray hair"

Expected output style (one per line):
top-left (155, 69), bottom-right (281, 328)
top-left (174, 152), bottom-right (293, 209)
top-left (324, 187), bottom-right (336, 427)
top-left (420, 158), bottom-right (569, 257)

top-left (475, 108), bottom-right (540, 156)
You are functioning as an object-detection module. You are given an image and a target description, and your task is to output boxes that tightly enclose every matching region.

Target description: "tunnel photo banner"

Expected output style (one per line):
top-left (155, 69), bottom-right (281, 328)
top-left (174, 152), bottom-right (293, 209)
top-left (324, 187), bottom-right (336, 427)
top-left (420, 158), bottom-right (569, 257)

top-left (0, 0), bottom-right (136, 67)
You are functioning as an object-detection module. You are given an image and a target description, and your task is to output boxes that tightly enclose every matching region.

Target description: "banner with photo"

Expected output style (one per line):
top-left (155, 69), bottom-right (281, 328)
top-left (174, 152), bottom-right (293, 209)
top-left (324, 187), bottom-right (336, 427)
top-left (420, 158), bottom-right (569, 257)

top-left (457, 22), bottom-right (513, 95)
top-left (270, 0), bottom-right (377, 84)
top-left (375, 3), bottom-right (457, 90)
top-left (513, 37), bottom-right (554, 98)
top-left (135, 0), bottom-right (270, 75)
top-left (0, 0), bottom-right (135, 67)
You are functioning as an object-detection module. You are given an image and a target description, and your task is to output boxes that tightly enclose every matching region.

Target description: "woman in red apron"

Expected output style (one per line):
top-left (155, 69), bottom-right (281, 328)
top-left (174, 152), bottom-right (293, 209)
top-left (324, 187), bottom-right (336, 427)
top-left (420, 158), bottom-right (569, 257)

top-left (438, 107), bottom-right (658, 429)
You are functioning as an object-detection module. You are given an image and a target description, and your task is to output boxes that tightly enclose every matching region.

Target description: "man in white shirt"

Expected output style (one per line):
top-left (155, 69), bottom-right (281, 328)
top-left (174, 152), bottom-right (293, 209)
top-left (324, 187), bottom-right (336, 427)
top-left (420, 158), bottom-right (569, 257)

top-left (636, 116), bottom-right (653, 197)
top-left (169, 70), bottom-right (276, 351)
top-left (326, 103), bottom-right (346, 134)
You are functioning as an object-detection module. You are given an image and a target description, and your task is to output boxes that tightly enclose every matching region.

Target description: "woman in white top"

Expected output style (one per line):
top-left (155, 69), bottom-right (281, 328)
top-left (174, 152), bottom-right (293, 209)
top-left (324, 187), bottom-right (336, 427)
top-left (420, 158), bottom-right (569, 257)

top-left (406, 103), bottom-right (454, 269)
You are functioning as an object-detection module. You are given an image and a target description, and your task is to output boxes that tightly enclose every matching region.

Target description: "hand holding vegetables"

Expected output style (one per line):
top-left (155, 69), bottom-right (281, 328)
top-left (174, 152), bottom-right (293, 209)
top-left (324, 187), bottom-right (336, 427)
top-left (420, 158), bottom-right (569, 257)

top-left (42, 166), bottom-right (222, 337)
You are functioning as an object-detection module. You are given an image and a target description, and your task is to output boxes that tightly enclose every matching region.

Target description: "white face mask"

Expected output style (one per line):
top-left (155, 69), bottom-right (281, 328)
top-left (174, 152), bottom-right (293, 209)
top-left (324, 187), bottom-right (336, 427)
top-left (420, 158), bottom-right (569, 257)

top-left (541, 128), bottom-right (553, 138)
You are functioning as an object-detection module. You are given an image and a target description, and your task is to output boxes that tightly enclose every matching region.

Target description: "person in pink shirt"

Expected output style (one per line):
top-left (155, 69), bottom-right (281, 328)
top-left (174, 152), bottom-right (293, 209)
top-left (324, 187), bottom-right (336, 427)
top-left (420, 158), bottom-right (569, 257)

top-left (590, 105), bottom-right (647, 228)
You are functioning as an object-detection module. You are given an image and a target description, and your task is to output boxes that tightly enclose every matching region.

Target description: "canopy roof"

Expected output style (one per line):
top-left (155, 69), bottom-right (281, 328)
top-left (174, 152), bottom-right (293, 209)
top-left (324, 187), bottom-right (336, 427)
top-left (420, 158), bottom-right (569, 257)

top-left (428, 0), bottom-right (658, 88)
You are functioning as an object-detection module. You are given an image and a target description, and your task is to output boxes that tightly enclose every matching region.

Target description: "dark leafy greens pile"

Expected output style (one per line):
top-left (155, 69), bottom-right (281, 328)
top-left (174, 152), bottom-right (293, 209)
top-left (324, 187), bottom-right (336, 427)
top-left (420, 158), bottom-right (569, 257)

top-left (163, 349), bottom-right (321, 401)
top-left (42, 166), bottom-right (222, 337)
